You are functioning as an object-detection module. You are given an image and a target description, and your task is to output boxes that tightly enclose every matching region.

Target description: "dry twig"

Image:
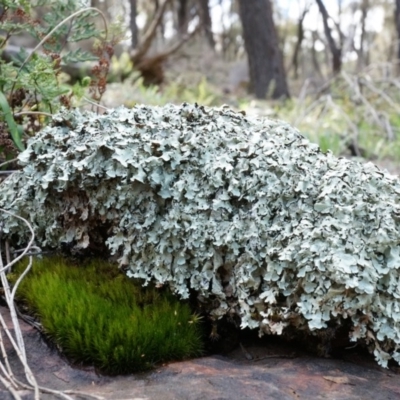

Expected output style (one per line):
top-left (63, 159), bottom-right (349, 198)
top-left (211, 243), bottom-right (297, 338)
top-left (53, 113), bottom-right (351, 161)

top-left (0, 208), bottom-right (104, 399)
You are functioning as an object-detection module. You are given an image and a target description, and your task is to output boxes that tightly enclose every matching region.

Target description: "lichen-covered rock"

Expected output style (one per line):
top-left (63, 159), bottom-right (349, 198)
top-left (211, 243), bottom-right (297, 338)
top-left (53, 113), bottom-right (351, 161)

top-left (2, 103), bottom-right (400, 367)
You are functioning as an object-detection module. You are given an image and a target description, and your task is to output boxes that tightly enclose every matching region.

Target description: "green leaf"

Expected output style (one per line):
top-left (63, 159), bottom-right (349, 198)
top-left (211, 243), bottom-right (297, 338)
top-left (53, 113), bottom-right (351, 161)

top-left (62, 48), bottom-right (98, 64)
top-left (0, 91), bottom-right (24, 151)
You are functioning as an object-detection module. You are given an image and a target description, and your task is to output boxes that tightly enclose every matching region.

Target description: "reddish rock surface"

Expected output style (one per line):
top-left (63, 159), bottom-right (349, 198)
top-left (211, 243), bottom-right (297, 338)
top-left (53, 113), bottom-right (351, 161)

top-left (1, 306), bottom-right (400, 400)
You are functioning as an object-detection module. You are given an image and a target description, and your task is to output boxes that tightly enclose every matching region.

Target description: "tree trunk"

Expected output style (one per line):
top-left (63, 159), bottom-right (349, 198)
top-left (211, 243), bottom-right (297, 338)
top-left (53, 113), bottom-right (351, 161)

top-left (177, 0), bottom-right (189, 35)
top-left (315, 0), bottom-right (342, 74)
top-left (237, 0), bottom-right (290, 99)
top-left (356, 0), bottom-right (369, 70)
top-left (291, 5), bottom-right (309, 80)
top-left (311, 30), bottom-right (323, 79)
top-left (129, 0), bottom-right (199, 86)
top-left (396, 0), bottom-right (400, 70)
top-left (197, 0), bottom-right (215, 49)
top-left (129, 0), bottom-right (138, 49)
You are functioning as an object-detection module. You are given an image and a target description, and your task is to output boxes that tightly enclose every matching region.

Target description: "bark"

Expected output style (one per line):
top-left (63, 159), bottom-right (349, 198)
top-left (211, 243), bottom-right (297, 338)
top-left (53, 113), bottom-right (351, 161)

top-left (237, 0), bottom-right (290, 99)
top-left (197, 0), bottom-right (215, 49)
top-left (311, 30), bottom-right (323, 79)
top-left (129, 0), bottom-right (138, 49)
top-left (315, 0), bottom-right (342, 74)
top-left (337, 0), bottom-right (344, 47)
top-left (177, 0), bottom-right (189, 35)
top-left (136, 27), bottom-right (198, 85)
top-left (356, 0), bottom-right (369, 70)
top-left (359, 0), bottom-right (368, 56)
top-left (131, 0), bottom-right (171, 62)
top-left (396, 0), bottom-right (400, 69)
top-left (291, 5), bottom-right (309, 79)
top-left (129, 0), bottom-right (200, 86)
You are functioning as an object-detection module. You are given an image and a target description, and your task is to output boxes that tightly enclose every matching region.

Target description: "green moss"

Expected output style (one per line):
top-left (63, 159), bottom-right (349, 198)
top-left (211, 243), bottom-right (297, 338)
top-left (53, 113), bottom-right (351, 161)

top-left (11, 257), bottom-right (203, 375)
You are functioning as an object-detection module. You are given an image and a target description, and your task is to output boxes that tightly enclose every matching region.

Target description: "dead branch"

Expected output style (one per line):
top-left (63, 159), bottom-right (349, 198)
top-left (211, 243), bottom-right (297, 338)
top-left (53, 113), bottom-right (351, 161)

top-left (130, 0), bottom-right (172, 63)
top-left (134, 23), bottom-right (200, 86)
top-left (0, 208), bottom-right (105, 399)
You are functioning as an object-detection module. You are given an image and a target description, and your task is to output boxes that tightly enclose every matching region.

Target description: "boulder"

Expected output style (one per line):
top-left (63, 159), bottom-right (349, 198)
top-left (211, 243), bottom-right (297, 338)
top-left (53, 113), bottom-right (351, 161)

top-left (2, 103), bottom-right (400, 367)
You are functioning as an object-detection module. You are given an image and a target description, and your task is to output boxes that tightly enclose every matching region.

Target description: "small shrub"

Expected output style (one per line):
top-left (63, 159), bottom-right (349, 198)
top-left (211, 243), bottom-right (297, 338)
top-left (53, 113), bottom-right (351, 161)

top-left (11, 256), bottom-right (203, 375)
top-left (268, 70), bottom-right (400, 161)
top-left (0, 0), bottom-right (115, 159)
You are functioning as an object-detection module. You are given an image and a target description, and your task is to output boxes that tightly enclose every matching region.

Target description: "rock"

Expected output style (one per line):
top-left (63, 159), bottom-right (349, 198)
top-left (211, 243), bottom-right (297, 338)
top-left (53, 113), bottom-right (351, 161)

top-left (3, 104), bottom-right (400, 367)
top-left (1, 306), bottom-right (400, 399)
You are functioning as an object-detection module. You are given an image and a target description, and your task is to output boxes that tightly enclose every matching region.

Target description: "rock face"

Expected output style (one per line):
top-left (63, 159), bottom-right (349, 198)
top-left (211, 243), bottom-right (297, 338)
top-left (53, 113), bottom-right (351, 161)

top-left (2, 103), bottom-right (400, 366)
top-left (2, 306), bottom-right (400, 400)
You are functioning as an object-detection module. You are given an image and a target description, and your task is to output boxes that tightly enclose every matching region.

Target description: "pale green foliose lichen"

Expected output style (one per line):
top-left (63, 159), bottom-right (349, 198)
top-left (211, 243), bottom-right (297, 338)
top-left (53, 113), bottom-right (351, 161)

top-left (1, 103), bottom-right (400, 367)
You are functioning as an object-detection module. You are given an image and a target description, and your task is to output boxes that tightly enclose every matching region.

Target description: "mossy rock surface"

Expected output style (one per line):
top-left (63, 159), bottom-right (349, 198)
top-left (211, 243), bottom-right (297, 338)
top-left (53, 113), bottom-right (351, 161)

top-left (2, 103), bottom-right (400, 366)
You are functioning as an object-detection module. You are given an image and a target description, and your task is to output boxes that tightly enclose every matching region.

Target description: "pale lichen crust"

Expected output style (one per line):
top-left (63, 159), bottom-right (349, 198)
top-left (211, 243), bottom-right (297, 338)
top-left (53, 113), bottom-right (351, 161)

top-left (2, 103), bottom-right (400, 367)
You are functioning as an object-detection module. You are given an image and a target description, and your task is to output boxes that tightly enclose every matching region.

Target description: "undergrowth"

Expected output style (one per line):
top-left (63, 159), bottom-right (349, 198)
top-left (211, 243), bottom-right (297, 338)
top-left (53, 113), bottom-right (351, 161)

top-left (119, 63), bottom-right (400, 168)
top-left (10, 256), bottom-right (203, 375)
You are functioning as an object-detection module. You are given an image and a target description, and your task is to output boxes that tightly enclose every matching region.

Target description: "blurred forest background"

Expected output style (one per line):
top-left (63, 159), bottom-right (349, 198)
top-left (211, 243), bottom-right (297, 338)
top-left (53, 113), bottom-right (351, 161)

top-left (2, 0), bottom-right (400, 173)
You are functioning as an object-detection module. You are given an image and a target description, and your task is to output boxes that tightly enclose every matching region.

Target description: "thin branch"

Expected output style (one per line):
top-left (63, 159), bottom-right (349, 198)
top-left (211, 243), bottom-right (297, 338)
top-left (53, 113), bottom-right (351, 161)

top-left (341, 71), bottom-right (382, 128)
top-left (0, 159), bottom-right (18, 169)
top-left (83, 97), bottom-right (110, 111)
top-left (0, 375), bottom-right (21, 400)
top-left (0, 208), bottom-right (102, 399)
top-left (13, 111), bottom-right (53, 118)
top-left (131, 0), bottom-right (171, 62)
top-left (141, 24), bottom-right (200, 66)
top-left (360, 77), bottom-right (400, 114)
top-left (0, 209), bottom-right (35, 273)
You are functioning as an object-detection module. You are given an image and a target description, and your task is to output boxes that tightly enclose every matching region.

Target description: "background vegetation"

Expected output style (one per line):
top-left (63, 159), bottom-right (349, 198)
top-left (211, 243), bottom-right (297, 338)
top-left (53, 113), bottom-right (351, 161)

top-left (2, 0), bottom-right (400, 173)
top-left (103, 0), bottom-right (400, 174)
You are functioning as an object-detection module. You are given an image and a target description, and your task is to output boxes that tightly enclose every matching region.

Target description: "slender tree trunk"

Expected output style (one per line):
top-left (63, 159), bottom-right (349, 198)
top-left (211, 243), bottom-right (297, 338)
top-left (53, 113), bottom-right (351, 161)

top-left (315, 0), bottom-right (342, 74)
top-left (356, 0), bottom-right (369, 70)
top-left (154, 0), bottom-right (166, 42)
top-left (177, 0), bottom-right (189, 35)
top-left (237, 0), bottom-right (290, 99)
top-left (197, 0), bottom-right (215, 49)
top-left (291, 5), bottom-right (309, 79)
top-left (395, 0), bottom-right (400, 70)
top-left (129, 0), bottom-right (138, 49)
top-left (311, 30), bottom-right (323, 79)
top-left (129, 0), bottom-right (199, 85)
